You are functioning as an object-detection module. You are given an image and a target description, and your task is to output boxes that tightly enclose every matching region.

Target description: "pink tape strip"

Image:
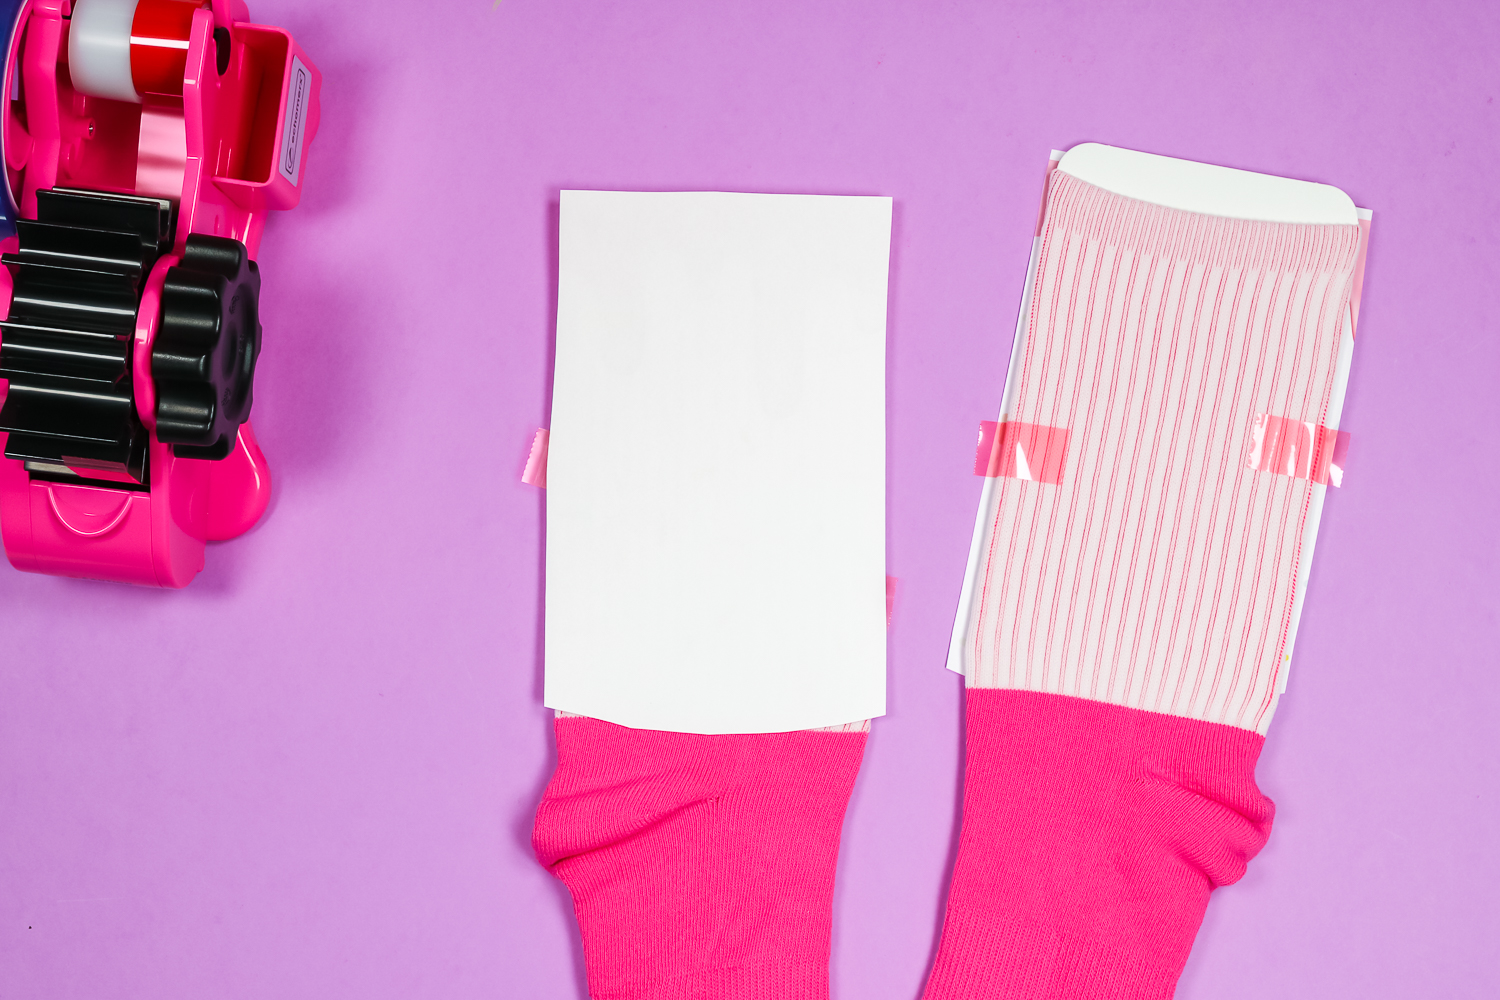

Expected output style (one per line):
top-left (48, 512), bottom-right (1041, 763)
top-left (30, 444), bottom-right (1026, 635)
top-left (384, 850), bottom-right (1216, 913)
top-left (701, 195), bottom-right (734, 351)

top-left (974, 420), bottom-right (1071, 485)
top-left (885, 575), bottom-right (897, 628)
top-left (522, 428), bottom-right (550, 488)
top-left (1246, 414), bottom-right (1351, 487)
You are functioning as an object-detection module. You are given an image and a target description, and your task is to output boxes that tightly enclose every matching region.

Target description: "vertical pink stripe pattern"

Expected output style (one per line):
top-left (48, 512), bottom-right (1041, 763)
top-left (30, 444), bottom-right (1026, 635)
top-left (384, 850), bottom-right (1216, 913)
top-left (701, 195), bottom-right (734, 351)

top-left (965, 172), bottom-right (1361, 733)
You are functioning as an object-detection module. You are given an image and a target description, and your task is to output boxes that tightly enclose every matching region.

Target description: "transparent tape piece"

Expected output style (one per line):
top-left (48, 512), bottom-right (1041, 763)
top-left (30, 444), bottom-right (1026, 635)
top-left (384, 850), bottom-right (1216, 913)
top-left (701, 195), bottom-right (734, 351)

top-left (974, 420), bottom-right (1071, 485)
top-left (522, 428), bottom-right (550, 488)
top-left (1246, 415), bottom-right (1351, 488)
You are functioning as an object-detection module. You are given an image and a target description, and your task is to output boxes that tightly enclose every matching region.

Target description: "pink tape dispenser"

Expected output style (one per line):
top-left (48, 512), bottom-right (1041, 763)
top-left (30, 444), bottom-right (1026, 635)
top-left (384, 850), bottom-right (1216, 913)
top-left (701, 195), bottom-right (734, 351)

top-left (0, 0), bottom-right (319, 586)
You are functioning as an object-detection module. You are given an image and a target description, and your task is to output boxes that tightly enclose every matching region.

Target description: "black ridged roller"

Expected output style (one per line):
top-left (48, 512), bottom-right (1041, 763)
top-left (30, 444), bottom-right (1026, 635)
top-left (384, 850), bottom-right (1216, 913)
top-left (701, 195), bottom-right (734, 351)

top-left (0, 188), bottom-right (175, 483)
top-left (152, 235), bottom-right (262, 460)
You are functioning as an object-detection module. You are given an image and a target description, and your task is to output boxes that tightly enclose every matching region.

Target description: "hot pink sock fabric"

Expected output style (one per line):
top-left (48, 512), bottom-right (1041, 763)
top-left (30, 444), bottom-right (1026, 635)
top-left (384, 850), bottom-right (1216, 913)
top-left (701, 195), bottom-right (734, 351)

top-left (533, 716), bottom-right (867, 1000)
top-left (921, 690), bottom-right (1273, 1000)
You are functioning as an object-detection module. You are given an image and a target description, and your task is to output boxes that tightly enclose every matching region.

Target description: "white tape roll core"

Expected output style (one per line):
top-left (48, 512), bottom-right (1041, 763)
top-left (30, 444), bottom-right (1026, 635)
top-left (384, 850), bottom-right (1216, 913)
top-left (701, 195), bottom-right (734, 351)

top-left (68, 0), bottom-right (143, 104)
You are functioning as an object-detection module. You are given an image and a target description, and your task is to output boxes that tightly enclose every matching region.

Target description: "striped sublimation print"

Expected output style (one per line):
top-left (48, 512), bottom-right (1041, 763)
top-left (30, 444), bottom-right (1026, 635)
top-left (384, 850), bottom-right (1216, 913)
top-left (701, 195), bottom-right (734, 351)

top-left (963, 170), bottom-right (1362, 734)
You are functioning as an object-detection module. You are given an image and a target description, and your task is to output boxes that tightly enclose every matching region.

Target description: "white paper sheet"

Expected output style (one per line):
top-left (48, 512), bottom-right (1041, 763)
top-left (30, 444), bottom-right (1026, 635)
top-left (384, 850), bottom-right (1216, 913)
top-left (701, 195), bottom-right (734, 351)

top-left (545, 190), bottom-right (891, 734)
top-left (1058, 142), bottom-right (1356, 224)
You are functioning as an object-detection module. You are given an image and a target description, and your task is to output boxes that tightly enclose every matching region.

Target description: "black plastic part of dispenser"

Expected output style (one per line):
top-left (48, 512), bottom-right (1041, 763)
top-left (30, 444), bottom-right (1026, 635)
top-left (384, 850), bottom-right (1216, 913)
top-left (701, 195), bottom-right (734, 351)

top-left (214, 27), bottom-right (231, 75)
top-left (151, 234), bottom-right (262, 460)
top-left (0, 189), bottom-right (175, 483)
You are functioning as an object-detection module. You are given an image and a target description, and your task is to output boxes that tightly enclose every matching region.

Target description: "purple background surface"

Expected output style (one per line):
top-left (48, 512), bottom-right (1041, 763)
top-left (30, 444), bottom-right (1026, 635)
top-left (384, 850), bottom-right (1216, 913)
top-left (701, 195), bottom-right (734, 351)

top-left (3, 1), bottom-right (1497, 996)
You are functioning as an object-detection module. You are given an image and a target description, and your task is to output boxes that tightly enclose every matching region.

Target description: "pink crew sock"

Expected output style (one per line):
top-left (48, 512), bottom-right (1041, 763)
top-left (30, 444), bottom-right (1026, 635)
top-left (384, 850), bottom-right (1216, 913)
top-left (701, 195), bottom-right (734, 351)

top-left (921, 691), bottom-right (1273, 999)
top-left (533, 716), bottom-right (867, 1000)
top-left (931, 168), bottom-right (1361, 997)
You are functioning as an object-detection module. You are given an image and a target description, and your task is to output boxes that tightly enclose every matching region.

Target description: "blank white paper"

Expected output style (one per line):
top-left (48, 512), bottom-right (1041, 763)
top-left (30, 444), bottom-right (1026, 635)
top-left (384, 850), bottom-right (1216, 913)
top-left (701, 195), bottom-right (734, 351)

top-left (545, 190), bottom-right (891, 734)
